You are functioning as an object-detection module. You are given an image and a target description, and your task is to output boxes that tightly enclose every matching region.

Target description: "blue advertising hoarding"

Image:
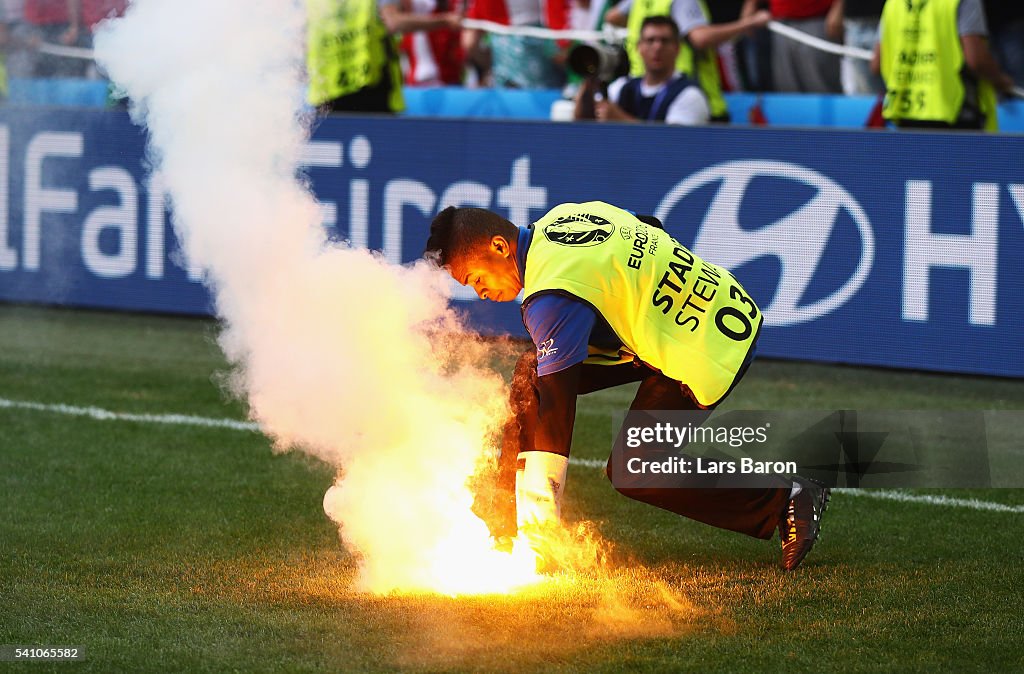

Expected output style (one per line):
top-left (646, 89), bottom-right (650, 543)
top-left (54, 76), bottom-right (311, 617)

top-left (1, 108), bottom-right (1022, 377)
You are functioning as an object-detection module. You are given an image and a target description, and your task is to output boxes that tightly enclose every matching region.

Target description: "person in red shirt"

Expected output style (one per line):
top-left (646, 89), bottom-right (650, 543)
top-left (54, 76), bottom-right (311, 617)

top-left (741, 0), bottom-right (840, 92)
top-left (400, 0), bottom-right (465, 85)
top-left (20, 0), bottom-right (125, 77)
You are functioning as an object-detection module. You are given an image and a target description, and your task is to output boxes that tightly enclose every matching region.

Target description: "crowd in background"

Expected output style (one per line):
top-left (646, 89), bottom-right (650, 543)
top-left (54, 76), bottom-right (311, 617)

top-left (0, 0), bottom-right (126, 90)
top-left (303, 0), bottom-right (1022, 130)
top-left (1, 0), bottom-right (1022, 128)
top-left (317, 0), bottom-right (1022, 95)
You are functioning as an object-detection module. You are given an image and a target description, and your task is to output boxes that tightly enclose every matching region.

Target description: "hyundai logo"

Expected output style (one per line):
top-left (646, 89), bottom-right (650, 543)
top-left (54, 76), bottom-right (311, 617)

top-left (655, 160), bottom-right (875, 327)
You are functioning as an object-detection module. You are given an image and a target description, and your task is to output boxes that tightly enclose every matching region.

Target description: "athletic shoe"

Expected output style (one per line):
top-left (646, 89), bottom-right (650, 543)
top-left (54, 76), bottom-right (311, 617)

top-left (778, 480), bottom-right (831, 571)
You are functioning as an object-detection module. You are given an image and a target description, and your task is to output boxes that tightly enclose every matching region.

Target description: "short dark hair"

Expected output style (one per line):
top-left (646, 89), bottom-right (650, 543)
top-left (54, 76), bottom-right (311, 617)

top-left (424, 206), bottom-right (517, 268)
top-left (640, 15), bottom-right (680, 41)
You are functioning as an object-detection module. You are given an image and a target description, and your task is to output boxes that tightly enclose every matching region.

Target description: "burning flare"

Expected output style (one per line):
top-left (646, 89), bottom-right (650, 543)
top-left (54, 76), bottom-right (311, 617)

top-left (93, 0), bottom-right (568, 594)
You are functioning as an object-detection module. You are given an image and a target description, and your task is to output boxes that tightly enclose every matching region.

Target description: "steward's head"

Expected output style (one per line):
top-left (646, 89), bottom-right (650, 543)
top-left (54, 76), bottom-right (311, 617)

top-left (424, 206), bottom-right (523, 302)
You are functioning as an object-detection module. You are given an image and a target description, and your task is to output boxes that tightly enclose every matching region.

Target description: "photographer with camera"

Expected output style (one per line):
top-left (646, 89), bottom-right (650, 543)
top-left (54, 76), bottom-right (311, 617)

top-left (572, 15), bottom-right (709, 124)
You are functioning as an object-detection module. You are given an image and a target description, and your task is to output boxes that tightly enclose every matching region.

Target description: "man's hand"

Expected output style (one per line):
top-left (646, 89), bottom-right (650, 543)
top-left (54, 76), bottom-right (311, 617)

top-left (469, 440), bottom-right (519, 540)
top-left (64, 0), bottom-right (82, 46)
top-left (689, 8), bottom-right (770, 51)
top-left (59, 23), bottom-right (80, 46)
top-left (604, 7), bottom-right (627, 27)
top-left (381, 4), bottom-right (463, 35)
top-left (740, 0), bottom-right (764, 20)
top-left (515, 451), bottom-right (570, 573)
top-left (747, 9), bottom-right (771, 33)
top-left (573, 77), bottom-right (601, 120)
top-left (825, 0), bottom-right (844, 42)
top-left (994, 72), bottom-right (1017, 96)
top-left (962, 34), bottom-right (1017, 96)
top-left (439, 11), bottom-right (463, 31)
top-left (595, 98), bottom-right (636, 122)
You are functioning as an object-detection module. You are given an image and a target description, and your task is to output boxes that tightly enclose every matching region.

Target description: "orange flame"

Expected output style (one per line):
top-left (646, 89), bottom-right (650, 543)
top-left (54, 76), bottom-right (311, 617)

top-left (324, 476), bottom-right (550, 596)
top-left (321, 344), bottom-right (569, 596)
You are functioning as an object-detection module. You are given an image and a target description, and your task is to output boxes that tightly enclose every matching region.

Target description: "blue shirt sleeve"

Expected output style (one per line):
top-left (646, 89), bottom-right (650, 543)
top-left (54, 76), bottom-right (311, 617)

top-left (523, 294), bottom-right (596, 376)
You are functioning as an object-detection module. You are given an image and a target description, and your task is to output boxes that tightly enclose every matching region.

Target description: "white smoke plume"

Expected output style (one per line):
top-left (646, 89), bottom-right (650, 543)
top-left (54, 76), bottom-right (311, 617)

top-left (94, 0), bottom-right (518, 593)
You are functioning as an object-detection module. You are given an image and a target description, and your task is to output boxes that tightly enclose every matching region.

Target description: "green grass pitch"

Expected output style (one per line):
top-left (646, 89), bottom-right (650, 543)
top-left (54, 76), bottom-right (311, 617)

top-left (2, 305), bottom-right (1023, 673)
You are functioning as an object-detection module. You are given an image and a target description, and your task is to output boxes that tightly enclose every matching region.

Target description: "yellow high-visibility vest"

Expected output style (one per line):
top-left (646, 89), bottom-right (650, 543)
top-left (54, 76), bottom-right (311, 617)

top-left (305, 0), bottom-right (404, 112)
top-left (524, 202), bottom-right (761, 406)
top-left (881, 0), bottom-right (997, 130)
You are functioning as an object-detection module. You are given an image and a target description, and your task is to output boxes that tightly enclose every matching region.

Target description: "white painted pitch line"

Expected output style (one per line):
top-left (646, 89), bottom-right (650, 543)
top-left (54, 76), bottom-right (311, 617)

top-left (2, 396), bottom-right (1021, 515)
top-left (833, 488), bottom-right (1024, 513)
top-left (0, 396), bottom-right (259, 432)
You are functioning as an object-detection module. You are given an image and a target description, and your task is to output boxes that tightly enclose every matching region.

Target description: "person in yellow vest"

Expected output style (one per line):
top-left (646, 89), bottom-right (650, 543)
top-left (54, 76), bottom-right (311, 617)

top-left (873, 0), bottom-right (1013, 131)
top-left (424, 202), bottom-right (831, 571)
top-left (305, 0), bottom-right (461, 114)
top-left (604, 0), bottom-right (770, 122)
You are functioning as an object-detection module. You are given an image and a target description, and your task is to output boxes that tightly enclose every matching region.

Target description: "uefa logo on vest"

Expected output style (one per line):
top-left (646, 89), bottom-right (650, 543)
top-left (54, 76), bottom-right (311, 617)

top-left (655, 160), bottom-right (875, 328)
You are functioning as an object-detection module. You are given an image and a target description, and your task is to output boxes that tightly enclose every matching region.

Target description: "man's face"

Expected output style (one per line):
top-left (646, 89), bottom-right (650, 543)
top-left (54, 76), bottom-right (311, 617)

top-left (450, 236), bottom-right (523, 302)
top-left (638, 24), bottom-right (679, 77)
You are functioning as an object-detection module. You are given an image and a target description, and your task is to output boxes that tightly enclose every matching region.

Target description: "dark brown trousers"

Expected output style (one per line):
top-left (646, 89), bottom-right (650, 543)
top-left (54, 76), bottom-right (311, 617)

top-left (500, 350), bottom-right (789, 540)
